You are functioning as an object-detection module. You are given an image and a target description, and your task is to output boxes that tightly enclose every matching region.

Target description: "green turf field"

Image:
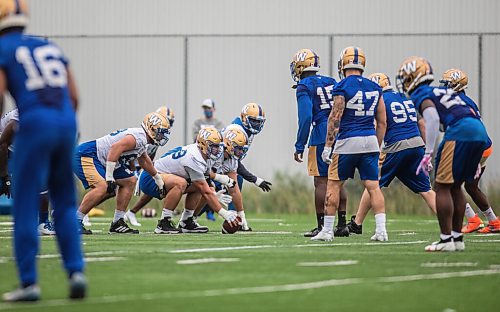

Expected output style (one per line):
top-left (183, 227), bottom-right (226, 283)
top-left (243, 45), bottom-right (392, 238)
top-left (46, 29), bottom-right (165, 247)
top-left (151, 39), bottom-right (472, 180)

top-left (0, 214), bottom-right (498, 312)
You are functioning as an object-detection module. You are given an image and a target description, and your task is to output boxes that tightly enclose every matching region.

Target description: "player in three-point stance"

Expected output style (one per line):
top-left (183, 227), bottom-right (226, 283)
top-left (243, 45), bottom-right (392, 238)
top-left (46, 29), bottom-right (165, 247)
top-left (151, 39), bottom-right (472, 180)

top-left (439, 69), bottom-right (499, 234)
top-left (290, 49), bottom-right (349, 238)
top-left (397, 57), bottom-right (490, 251)
top-left (0, 0), bottom-right (86, 301)
top-left (313, 46), bottom-right (388, 242)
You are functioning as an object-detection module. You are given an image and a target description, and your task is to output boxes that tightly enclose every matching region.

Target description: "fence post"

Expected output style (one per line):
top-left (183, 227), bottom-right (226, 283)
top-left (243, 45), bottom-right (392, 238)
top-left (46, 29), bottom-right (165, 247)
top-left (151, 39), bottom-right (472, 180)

top-left (183, 36), bottom-right (189, 145)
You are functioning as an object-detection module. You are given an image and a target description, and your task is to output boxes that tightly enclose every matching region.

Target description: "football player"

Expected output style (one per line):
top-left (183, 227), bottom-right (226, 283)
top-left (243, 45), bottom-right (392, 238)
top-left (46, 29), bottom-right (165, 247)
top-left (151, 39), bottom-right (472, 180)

top-left (314, 47), bottom-right (388, 242)
top-left (397, 57), bottom-right (489, 251)
top-left (290, 48), bottom-right (349, 238)
top-left (124, 105), bottom-right (176, 227)
top-left (439, 69), bottom-right (499, 233)
top-left (347, 73), bottom-right (436, 234)
top-left (0, 109), bottom-right (56, 235)
top-left (138, 127), bottom-right (238, 234)
top-left (74, 112), bottom-right (170, 234)
top-left (0, 0), bottom-right (85, 301)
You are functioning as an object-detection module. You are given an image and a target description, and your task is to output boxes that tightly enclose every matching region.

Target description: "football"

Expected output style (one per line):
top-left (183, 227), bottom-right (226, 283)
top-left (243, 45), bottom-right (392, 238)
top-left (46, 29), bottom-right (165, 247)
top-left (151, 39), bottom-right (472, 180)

top-left (222, 216), bottom-right (242, 234)
top-left (141, 208), bottom-right (157, 218)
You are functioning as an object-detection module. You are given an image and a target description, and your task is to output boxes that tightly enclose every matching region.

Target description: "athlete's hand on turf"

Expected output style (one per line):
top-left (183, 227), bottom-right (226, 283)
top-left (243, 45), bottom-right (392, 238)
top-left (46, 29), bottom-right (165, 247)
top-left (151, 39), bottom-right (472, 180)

top-left (106, 180), bottom-right (117, 194)
top-left (0, 176), bottom-right (11, 198)
top-left (321, 146), bottom-right (333, 164)
top-left (416, 154), bottom-right (433, 176)
top-left (474, 163), bottom-right (482, 179)
top-left (294, 152), bottom-right (303, 163)
top-left (255, 178), bottom-right (272, 192)
top-left (215, 189), bottom-right (232, 207)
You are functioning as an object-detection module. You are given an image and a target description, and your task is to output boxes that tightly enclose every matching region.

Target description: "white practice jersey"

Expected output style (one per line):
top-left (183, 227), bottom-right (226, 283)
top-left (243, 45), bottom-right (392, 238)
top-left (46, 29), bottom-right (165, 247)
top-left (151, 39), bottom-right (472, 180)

top-left (96, 128), bottom-right (148, 169)
top-left (0, 109), bottom-right (19, 152)
top-left (208, 152), bottom-right (238, 174)
top-left (154, 144), bottom-right (208, 180)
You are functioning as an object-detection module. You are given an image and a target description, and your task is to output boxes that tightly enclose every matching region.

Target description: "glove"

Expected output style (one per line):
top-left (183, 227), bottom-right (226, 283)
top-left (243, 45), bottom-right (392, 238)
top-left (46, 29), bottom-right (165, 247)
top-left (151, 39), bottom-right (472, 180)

top-left (255, 178), bottom-right (272, 192)
top-left (416, 154), bottom-right (433, 176)
top-left (214, 189), bottom-right (232, 208)
top-left (0, 175), bottom-right (11, 198)
top-left (152, 174), bottom-right (166, 198)
top-left (218, 208), bottom-right (238, 227)
top-left (237, 211), bottom-right (252, 231)
top-left (106, 180), bottom-right (117, 194)
top-left (474, 163), bottom-right (482, 179)
top-left (214, 173), bottom-right (236, 188)
top-left (321, 146), bottom-right (333, 164)
top-left (158, 185), bottom-right (167, 198)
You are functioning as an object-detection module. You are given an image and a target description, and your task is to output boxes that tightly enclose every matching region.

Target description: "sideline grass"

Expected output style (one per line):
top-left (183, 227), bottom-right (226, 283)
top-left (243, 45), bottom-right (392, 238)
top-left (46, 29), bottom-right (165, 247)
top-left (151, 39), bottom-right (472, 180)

top-left (0, 214), bottom-right (498, 312)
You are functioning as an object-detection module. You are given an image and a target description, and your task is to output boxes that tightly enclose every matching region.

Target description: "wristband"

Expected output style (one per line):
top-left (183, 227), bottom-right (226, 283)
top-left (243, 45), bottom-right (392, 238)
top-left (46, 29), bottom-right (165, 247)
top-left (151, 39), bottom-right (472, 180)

top-left (105, 161), bottom-right (116, 181)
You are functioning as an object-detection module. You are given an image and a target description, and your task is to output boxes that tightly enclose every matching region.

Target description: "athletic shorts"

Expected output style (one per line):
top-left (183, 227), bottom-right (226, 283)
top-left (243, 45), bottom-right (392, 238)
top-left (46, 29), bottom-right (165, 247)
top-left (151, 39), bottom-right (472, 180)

top-left (435, 140), bottom-right (486, 184)
top-left (74, 141), bottom-right (134, 189)
top-left (307, 144), bottom-right (329, 177)
top-left (379, 147), bottom-right (431, 193)
top-left (139, 171), bottom-right (173, 199)
top-left (480, 145), bottom-right (493, 168)
top-left (328, 152), bottom-right (379, 181)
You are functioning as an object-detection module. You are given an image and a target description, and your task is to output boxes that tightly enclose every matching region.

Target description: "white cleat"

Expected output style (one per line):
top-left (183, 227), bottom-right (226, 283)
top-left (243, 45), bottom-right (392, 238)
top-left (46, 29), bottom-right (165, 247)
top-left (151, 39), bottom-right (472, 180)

top-left (124, 210), bottom-right (142, 227)
top-left (425, 239), bottom-right (456, 252)
top-left (311, 229), bottom-right (334, 241)
top-left (370, 231), bottom-right (388, 242)
top-left (82, 214), bottom-right (91, 227)
top-left (2, 284), bottom-right (40, 302)
top-left (454, 237), bottom-right (465, 252)
top-left (38, 222), bottom-right (56, 235)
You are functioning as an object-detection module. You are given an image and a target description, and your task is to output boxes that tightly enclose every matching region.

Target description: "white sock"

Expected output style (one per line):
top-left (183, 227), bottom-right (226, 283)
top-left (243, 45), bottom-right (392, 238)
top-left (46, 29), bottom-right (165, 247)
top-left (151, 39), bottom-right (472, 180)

top-left (464, 203), bottom-right (476, 219)
top-left (375, 213), bottom-right (386, 233)
top-left (440, 233), bottom-right (452, 241)
top-left (481, 207), bottom-right (497, 222)
top-left (126, 210), bottom-right (136, 215)
top-left (180, 209), bottom-right (194, 221)
top-left (323, 216), bottom-right (335, 232)
top-left (76, 211), bottom-right (85, 221)
top-left (161, 208), bottom-right (173, 219)
top-left (451, 231), bottom-right (462, 239)
top-left (113, 210), bottom-right (125, 223)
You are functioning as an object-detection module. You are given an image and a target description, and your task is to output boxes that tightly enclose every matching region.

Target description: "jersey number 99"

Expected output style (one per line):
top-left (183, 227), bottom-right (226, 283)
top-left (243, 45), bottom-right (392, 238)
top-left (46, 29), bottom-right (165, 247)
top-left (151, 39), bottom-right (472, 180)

top-left (15, 45), bottom-right (67, 91)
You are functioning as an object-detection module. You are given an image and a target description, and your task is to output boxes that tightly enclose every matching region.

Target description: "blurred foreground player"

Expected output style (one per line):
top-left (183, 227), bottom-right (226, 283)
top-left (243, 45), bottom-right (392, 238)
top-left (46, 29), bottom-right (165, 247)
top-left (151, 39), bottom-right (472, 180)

top-left (0, 0), bottom-right (85, 301)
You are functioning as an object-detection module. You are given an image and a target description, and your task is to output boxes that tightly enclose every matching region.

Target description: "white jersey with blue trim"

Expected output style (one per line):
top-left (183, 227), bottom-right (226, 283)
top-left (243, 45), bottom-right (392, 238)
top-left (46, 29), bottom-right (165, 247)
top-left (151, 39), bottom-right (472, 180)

top-left (0, 109), bottom-right (19, 152)
top-left (96, 128), bottom-right (148, 169)
top-left (208, 152), bottom-right (238, 174)
top-left (154, 144), bottom-right (207, 179)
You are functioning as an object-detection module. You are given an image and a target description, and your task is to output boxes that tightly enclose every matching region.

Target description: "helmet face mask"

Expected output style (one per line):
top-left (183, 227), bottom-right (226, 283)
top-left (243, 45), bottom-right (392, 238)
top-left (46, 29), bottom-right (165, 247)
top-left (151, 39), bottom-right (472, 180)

top-left (232, 144), bottom-right (248, 160)
top-left (155, 128), bottom-right (171, 146)
top-left (223, 125), bottom-right (249, 160)
top-left (208, 142), bottom-right (223, 161)
top-left (241, 103), bottom-right (266, 135)
top-left (246, 116), bottom-right (265, 134)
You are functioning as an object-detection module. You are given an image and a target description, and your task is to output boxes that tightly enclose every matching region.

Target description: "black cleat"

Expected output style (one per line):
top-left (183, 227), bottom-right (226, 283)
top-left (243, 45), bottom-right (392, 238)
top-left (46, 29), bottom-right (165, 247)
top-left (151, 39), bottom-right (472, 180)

top-left (238, 226), bottom-right (253, 232)
top-left (347, 216), bottom-right (362, 234)
top-left (109, 218), bottom-right (139, 234)
top-left (79, 220), bottom-right (92, 235)
top-left (154, 217), bottom-right (182, 234)
top-left (69, 272), bottom-right (87, 300)
top-left (178, 217), bottom-right (209, 233)
top-left (303, 227), bottom-right (321, 237)
top-left (334, 224), bottom-right (350, 237)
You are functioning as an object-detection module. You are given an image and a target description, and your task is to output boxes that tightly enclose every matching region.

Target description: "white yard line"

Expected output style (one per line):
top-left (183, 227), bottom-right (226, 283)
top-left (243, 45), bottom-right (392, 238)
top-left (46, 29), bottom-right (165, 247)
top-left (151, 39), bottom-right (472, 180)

top-left (1, 269), bottom-right (499, 310)
top-left (0, 229), bottom-right (13, 233)
top-left (169, 245), bottom-right (274, 253)
top-left (247, 218), bottom-right (284, 222)
top-left (421, 262), bottom-right (478, 268)
top-left (85, 257), bottom-right (126, 262)
top-left (469, 233), bottom-right (500, 237)
top-left (0, 222), bottom-right (13, 226)
top-left (295, 240), bottom-right (428, 247)
top-left (297, 260), bottom-right (358, 267)
top-left (468, 239), bottom-right (500, 243)
top-left (398, 232), bottom-right (417, 236)
top-left (237, 231), bottom-right (292, 235)
top-left (176, 258), bottom-right (239, 265)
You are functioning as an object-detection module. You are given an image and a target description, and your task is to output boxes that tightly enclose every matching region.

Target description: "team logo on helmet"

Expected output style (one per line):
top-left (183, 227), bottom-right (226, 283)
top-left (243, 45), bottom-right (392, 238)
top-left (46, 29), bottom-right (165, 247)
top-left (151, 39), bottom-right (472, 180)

top-left (142, 112), bottom-right (171, 146)
top-left (290, 49), bottom-right (320, 82)
top-left (241, 103), bottom-right (266, 135)
top-left (396, 56), bottom-right (434, 95)
top-left (368, 73), bottom-right (392, 91)
top-left (196, 127), bottom-right (223, 161)
top-left (440, 68), bottom-right (468, 92)
top-left (223, 125), bottom-right (248, 160)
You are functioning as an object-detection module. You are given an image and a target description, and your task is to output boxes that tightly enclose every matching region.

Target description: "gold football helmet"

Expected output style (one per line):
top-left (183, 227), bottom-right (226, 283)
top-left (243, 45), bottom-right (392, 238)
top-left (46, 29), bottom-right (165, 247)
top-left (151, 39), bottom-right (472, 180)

top-left (396, 56), bottom-right (434, 94)
top-left (290, 49), bottom-right (320, 82)
top-left (440, 68), bottom-right (468, 92)
top-left (196, 127), bottom-right (223, 161)
top-left (0, 0), bottom-right (28, 31)
top-left (241, 103), bottom-right (265, 134)
top-left (368, 73), bottom-right (392, 91)
top-left (156, 106), bottom-right (175, 127)
top-left (223, 125), bottom-right (249, 160)
top-left (338, 46), bottom-right (366, 79)
top-left (141, 112), bottom-right (171, 146)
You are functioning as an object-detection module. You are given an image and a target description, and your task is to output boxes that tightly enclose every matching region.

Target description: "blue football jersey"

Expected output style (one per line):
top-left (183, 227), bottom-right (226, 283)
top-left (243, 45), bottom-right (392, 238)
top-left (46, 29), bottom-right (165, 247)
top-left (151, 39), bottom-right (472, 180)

top-left (332, 75), bottom-right (382, 140)
top-left (294, 74), bottom-right (337, 151)
top-left (410, 85), bottom-right (478, 130)
top-left (382, 90), bottom-right (421, 146)
top-left (457, 91), bottom-right (492, 148)
top-left (0, 31), bottom-right (74, 120)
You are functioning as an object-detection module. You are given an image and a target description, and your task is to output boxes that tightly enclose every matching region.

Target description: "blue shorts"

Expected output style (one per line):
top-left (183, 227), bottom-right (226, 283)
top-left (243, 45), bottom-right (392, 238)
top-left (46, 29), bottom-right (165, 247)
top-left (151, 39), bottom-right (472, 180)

top-left (435, 140), bottom-right (487, 184)
top-left (73, 141), bottom-right (134, 189)
top-left (139, 171), bottom-right (161, 199)
top-left (307, 144), bottom-right (329, 177)
top-left (379, 147), bottom-right (431, 193)
top-left (328, 152), bottom-right (379, 181)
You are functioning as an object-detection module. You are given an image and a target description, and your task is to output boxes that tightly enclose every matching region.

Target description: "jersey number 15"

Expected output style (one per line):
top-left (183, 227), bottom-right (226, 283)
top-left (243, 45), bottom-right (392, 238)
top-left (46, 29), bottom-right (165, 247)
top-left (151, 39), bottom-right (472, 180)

top-left (316, 85), bottom-right (334, 110)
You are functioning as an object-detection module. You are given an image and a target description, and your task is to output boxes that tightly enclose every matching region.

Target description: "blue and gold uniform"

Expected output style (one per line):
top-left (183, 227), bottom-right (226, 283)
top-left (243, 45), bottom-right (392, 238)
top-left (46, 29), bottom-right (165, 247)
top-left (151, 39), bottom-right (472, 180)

top-left (0, 10), bottom-right (83, 287)
top-left (295, 74), bottom-right (336, 177)
top-left (328, 75), bottom-right (382, 181)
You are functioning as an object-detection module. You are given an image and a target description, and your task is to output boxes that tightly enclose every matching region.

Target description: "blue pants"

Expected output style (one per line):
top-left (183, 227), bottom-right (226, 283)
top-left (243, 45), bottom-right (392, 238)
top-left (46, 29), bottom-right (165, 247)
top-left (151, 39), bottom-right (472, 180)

top-left (12, 111), bottom-right (84, 286)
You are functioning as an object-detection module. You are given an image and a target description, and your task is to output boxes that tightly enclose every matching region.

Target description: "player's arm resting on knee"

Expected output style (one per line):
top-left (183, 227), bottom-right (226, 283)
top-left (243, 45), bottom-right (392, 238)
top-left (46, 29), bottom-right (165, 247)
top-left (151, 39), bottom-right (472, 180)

top-left (322, 95), bottom-right (345, 163)
top-left (375, 97), bottom-right (387, 146)
top-left (138, 153), bottom-right (165, 196)
top-left (420, 100), bottom-right (439, 155)
top-left (294, 85), bottom-right (313, 162)
top-left (105, 135), bottom-right (138, 193)
top-left (189, 168), bottom-right (237, 225)
top-left (66, 67), bottom-right (79, 112)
